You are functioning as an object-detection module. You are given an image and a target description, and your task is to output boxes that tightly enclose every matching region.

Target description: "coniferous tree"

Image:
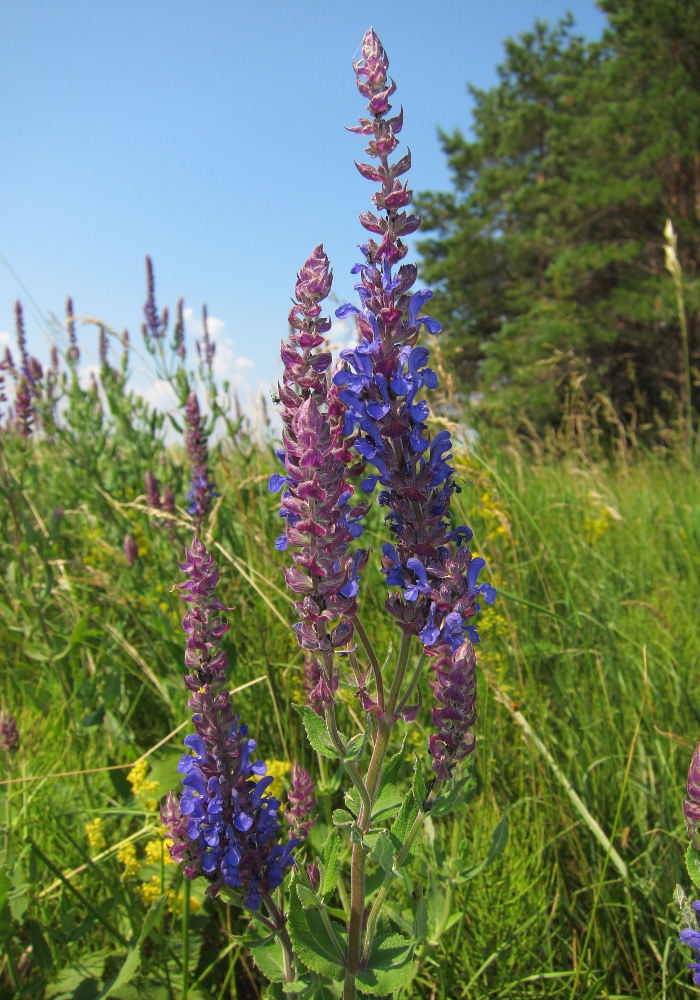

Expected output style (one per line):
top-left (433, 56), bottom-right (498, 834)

top-left (418, 0), bottom-right (700, 428)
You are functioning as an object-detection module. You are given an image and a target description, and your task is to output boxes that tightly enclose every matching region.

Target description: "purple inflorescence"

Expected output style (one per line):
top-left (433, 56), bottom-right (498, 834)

top-left (285, 762), bottom-right (317, 841)
top-left (302, 652), bottom-right (325, 716)
top-left (142, 256), bottom-right (168, 346)
top-left (161, 537), bottom-right (296, 910)
top-left (123, 534), bottom-right (138, 567)
top-left (269, 245), bottom-right (370, 662)
top-left (184, 390), bottom-right (218, 530)
top-left (429, 642), bottom-right (477, 779)
top-left (332, 28), bottom-right (495, 654)
top-left (685, 743), bottom-right (700, 850)
top-left (0, 711), bottom-right (19, 753)
top-left (144, 471), bottom-right (162, 510)
top-left (681, 904), bottom-right (700, 986)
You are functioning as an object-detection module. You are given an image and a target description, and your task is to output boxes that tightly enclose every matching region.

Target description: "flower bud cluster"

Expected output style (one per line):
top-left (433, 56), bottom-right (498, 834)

top-left (429, 642), bottom-right (477, 779)
top-left (0, 710), bottom-right (19, 753)
top-left (269, 246), bottom-right (369, 662)
top-left (285, 762), bottom-right (316, 841)
top-left (184, 391), bottom-right (218, 530)
top-left (685, 742), bottom-right (700, 851)
top-left (334, 28), bottom-right (495, 655)
top-left (161, 537), bottom-right (296, 910)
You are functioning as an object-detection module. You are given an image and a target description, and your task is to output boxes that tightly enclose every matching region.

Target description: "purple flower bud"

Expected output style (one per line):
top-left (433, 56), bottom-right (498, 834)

top-left (429, 642), bottom-right (477, 780)
top-left (307, 862), bottom-right (320, 892)
top-left (0, 711), bottom-right (19, 753)
top-left (285, 763), bottom-right (317, 841)
top-left (184, 391), bottom-right (218, 530)
top-left (685, 743), bottom-right (700, 850)
top-left (144, 471), bottom-right (162, 510)
top-left (123, 534), bottom-right (138, 567)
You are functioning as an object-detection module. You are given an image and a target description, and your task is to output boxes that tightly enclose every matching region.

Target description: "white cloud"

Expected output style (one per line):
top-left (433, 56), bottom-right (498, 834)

top-left (182, 307), bottom-right (254, 385)
top-left (142, 378), bottom-right (178, 412)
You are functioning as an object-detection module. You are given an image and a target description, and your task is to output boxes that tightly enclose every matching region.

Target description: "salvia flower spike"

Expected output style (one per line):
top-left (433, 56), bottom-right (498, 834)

top-left (269, 245), bottom-right (370, 665)
top-left (184, 390), bottom-right (218, 530)
top-left (0, 711), bottom-right (19, 753)
top-left (685, 743), bottom-right (700, 850)
top-left (285, 762), bottom-right (317, 841)
top-left (161, 537), bottom-right (296, 910)
top-left (334, 26), bottom-right (495, 654)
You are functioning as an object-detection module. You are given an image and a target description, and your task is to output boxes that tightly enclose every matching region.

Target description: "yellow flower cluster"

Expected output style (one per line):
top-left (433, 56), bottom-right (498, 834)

top-left (479, 490), bottom-right (511, 542)
top-left (127, 759), bottom-right (159, 812)
top-left (583, 491), bottom-right (622, 543)
top-left (144, 837), bottom-right (175, 867)
top-left (85, 816), bottom-right (106, 852)
top-left (265, 759), bottom-right (291, 797)
top-left (139, 876), bottom-right (201, 913)
top-left (117, 842), bottom-right (139, 877)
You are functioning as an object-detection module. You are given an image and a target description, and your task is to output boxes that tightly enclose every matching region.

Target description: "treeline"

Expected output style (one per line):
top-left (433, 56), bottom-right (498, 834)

top-left (418, 0), bottom-right (700, 430)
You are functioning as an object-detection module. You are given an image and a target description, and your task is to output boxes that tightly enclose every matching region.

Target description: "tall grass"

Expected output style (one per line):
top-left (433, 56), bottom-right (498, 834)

top-left (1, 350), bottom-right (698, 997)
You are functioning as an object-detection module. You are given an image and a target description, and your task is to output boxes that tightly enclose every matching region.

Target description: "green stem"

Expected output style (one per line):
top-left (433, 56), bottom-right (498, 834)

top-left (362, 780), bottom-right (444, 965)
top-left (343, 841), bottom-right (366, 1000)
top-left (182, 877), bottom-right (190, 1000)
top-left (394, 651), bottom-right (427, 718)
top-left (350, 615), bottom-right (384, 711)
top-left (263, 894), bottom-right (295, 984)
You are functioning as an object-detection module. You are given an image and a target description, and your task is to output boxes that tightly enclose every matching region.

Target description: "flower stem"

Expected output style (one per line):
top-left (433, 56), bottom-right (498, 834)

top-left (182, 876), bottom-right (190, 1000)
top-left (350, 615), bottom-right (384, 711)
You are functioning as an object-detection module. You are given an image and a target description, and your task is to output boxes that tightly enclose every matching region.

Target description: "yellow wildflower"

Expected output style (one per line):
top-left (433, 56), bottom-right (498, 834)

top-left (85, 817), bottom-right (106, 852)
top-left (127, 759), bottom-right (159, 801)
top-left (265, 760), bottom-right (291, 797)
top-left (144, 838), bottom-right (175, 867)
top-left (117, 843), bottom-right (139, 877)
top-left (141, 876), bottom-right (162, 905)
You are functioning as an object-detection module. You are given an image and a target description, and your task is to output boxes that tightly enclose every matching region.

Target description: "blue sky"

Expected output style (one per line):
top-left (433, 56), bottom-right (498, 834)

top-left (1, 1), bottom-right (607, 407)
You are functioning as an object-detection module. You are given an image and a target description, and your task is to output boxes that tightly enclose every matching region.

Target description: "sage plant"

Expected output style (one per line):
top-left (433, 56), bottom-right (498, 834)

top-left (164, 28), bottom-right (495, 1000)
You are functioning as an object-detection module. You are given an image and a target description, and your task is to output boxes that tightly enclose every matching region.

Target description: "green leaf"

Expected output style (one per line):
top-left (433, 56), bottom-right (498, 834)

top-left (293, 705), bottom-right (339, 760)
top-left (413, 751), bottom-right (427, 806)
top-left (390, 792), bottom-right (419, 866)
top-left (356, 933), bottom-right (414, 995)
top-left (319, 829), bottom-right (340, 899)
top-left (370, 831), bottom-right (394, 874)
top-left (484, 812), bottom-right (509, 867)
top-left (412, 885), bottom-right (428, 942)
top-left (297, 884), bottom-right (319, 910)
top-left (371, 783), bottom-right (403, 823)
top-left (46, 952), bottom-right (108, 999)
top-left (430, 776), bottom-right (470, 818)
top-left (331, 809), bottom-right (355, 828)
top-left (136, 894), bottom-right (167, 947)
top-left (288, 876), bottom-right (346, 981)
top-left (98, 948), bottom-right (140, 998)
top-left (344, 725), bottom-right (370, 763)
top-left (28, 919), bottom-right (53, 970)
top-left (380, 736), bottom-right (407, 788)
top-left (248, 932), bottom-right (287, 983)
top-left (687, 845), bottom-right (700, 890)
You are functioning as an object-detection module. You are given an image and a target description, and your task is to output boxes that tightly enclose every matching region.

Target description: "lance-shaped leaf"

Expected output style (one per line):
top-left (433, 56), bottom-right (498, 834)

top-left (293, 705), bottom-right (339, 760)
top-left (288, 875), bottom-right (346, 981)
top-left (687, 845), bottom-right (700, 890)
top-left (370, 831), bottom-right (394, 874)
top-left (390, 791), bottom-right (419, 866)
top-left (247, 930), bottom-right (287, 983)
top-left (319, 829), bottom-right (340, 899)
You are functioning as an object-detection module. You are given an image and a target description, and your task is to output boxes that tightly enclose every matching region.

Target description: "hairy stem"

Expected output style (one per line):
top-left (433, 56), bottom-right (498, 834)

top-left (350, 615), bottom-right (384, 711)
top-left (263, 894), bottom-right (295, 984)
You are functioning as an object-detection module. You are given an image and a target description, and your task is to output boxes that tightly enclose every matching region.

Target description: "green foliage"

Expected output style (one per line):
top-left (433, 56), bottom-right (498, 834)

top-left (418, 0), bottom-right (700, 427)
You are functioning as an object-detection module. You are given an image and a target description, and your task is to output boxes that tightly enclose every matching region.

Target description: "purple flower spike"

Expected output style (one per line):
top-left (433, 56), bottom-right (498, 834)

top-left (429, 642), bottom-right (477, 779)
top-left (272, 246), bottom-right (369, 672)
top-left (144, 471), bottom-right (161, 510)
top-left (0, 711), bottom-right (19, 753)
top-left (162, 537), bottom-right (297, 909)
top-left (330, 29), bottom-right (495, 656)
top-left (184, 391), bottom-right (218, 530)
top-left (123, 534), bottom-right (138, 567)
top-left (285, 762), bottom-right (317, 841)
top-left (685, 743), bottom-right (700, 850)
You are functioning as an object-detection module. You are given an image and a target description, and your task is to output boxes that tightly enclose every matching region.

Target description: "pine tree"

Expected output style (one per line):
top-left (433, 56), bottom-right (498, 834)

top-left (418, 0), bottom-right (700, 427)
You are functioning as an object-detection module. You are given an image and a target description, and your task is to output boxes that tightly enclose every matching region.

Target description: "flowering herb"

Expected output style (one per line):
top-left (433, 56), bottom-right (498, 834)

top-left (0, 711), bottom-right (19, 753)
top-left (162, 28), bottom-right (497, 999)
top-left (162, 537), bottom-right (299, 922)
